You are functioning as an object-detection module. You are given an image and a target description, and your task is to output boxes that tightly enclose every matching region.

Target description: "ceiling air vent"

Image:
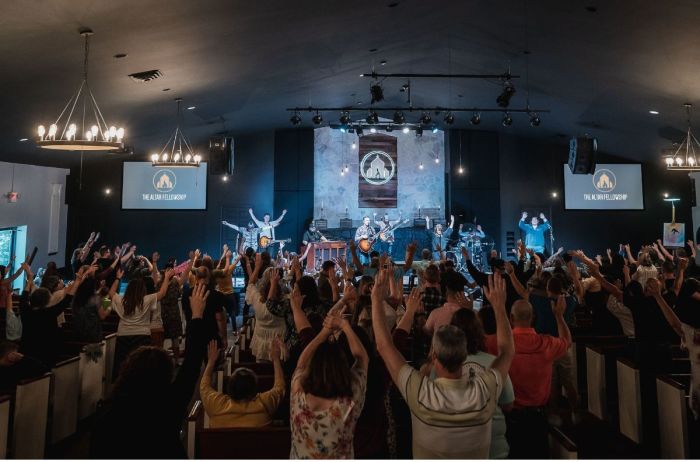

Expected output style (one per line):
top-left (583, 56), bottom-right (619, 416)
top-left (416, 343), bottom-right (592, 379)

top-left (128, 69), bottom-right (163, 82)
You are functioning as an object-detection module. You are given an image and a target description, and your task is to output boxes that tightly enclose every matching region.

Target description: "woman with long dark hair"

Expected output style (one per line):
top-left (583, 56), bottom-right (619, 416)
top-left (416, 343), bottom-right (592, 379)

top-left (108, 267), bottom-right (174, 377)
top-left (289, 288), bottom-right (368, 459)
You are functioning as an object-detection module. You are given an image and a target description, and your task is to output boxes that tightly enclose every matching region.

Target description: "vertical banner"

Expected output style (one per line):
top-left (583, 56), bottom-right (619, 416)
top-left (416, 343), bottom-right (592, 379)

top-left (358, 134), bottom-right (397, 208)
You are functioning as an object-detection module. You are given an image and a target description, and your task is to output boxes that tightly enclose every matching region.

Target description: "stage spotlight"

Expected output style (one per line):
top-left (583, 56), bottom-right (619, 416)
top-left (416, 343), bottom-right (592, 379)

top-left (393, 111), bottom-right (405, 124)
top-left (402, 126), bottom-right (410, 134)
top-left (551, 191), bottom-right (558, 198)
top-left (339, 127), bottom-right (347, 133)
top-left (419, 162), bottom-right (424, 170)
top-left (351, 142), bottom-right (356, 149)
top-left (222, 175), bottom-right (229, 182)
top-left (432, 126), bottom-right (439, 134)
top-left (385, 125), bottom-right (393, 132)
top-left (416, 126), bottom-right (423, 137)
top-left (312, 112), bottom-right (323, 125)
top-left (530, 113), bottom-right (541, 127)
top-left (366, 111), bottom-right (379, 124)
top-left (339, 112), bottom-right (351, 125)
top-left (444, 112), bottom-right (455, 125)
top-left (502, 113), bottom-right (513, 127)
top-left (290, 112), bottom-right (302, 125)
top-left (370, 83), bottom-right (384, 104)
top-left (420, 112), bottom-right (432, 125)
top-left (104, 188), bottom-right (111, 195)
top-left (434, 157), bottom-right (439, 164)
top-left (356, 126), bottom-right (364, 136)
top-left (470, 112), bottom-right (481, 125)
top-left (370, 127), bottom-right (377, 133)
top-left (496, 80), bottom-right (516, 108)
top-left (458, 166), bottom-right (464, 174)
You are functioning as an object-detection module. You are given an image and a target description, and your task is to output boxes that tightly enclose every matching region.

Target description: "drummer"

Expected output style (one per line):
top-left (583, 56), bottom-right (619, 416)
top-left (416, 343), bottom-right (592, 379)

top-left (458, 223), bottom-right (486, 241)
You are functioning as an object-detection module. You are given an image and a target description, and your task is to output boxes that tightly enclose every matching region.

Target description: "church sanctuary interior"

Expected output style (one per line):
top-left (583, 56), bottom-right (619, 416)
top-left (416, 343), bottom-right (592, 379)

top-left (3, 0), bottom-right (700, 460)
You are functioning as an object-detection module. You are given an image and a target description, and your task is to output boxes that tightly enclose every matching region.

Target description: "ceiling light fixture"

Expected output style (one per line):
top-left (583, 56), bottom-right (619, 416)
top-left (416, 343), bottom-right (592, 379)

top-left (416, 126), bottom-right (423, 137)
top-left (496, 78), bottom-right (516, 108)
top-left (502, 113), bottom-right (513, 127)
top-left (529, 113), bottom-right (541, 127)
top-left (290, 112), bottom-right (302, 125)
top-left (366, 111), bottom-right (379, 124)
top-left (312, 112), bottom-right (323, 125)
top-left (356, 126), bottom-right (364, 136)
top-left (444, 112), bottom-right (455, 125)
top-left (150, 98), bottom-right (202, 168)
top-left (187, 106), bottom-right (196, 110)
top-left (420, 112), bottom-right (432, 125)
top-left (402, 126), bottom-right (410, 134)
top-left (664, 103), bottom-right (700, 171)
top-left (370, 127), bottom-right (377, 133)
top-left (470, 112), bottom-right (481, 125)
top-left (649, 110), bottom-right (659, 115)
top-left (36, 28), bottom-right (125, 151)
top-left (393, 111), bottom-right (406, 124)
top-left (370, 82), bottom-right (384, 104)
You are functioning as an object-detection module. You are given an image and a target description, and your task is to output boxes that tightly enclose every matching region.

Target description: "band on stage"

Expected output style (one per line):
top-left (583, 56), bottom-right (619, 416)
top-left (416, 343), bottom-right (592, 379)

top-left (218, 208), bottom-right (554, 274)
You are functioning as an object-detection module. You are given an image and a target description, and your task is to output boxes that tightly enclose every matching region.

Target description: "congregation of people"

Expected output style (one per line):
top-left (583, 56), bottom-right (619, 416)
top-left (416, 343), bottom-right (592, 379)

top-left (1, 227), bottom-right (699, 459)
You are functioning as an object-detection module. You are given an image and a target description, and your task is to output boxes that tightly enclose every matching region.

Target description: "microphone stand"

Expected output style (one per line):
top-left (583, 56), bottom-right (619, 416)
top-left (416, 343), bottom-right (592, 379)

top-left (548, 204), bottom-right (555, 257)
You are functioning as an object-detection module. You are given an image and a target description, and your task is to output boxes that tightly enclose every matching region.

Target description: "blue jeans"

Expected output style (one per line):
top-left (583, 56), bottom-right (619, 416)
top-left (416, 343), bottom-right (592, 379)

top-left (359, 251), bottom-right (371, 266)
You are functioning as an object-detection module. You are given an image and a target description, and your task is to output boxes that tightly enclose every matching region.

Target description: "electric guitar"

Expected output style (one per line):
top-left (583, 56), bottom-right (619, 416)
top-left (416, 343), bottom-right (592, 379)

top-left (258, 236), bottom-right (291, 249)
top-left (379, 218), bottom-right (410, 242)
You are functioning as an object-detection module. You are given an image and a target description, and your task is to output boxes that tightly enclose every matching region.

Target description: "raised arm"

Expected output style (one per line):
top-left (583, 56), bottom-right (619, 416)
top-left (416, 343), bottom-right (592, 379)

top-left (424, 215), bottom-right (430, 230)
top-left (290, 284), bottom-right (312, 333)
top-left (448, 214), bottom-right (455, 231)
top-left (371, 268), bottom-right (406, 383)
top-left (648, 278), bottom-right (683, 336)
top-left (324, 313), bottom-right (368, 371)
top-left (505, 261), bottom-right (529, 299)
top-left (624, 244), bottom-right (637, 266)
top-left (108, 268), bottom-right (124, 299)
top-left (403, 241), bottom-right (418, 272)
top-left (688, 240), bottom-right (697, 259)
top-left (566, 260), bottom-right (585, 304)
top-left (655, 239), bottom-right (674, 261)
top-left (222, 221), bottom-right (241, 233)
top-left (269, 209), bottom-right (287, 227)
top-left (482, 274), bottom-right (515, 382)
top-left (2, 257), bottom-right (26, 286)
top-left (551, 294), bottom-right (572, 346)
top-left (248, 208), bottom-right (264, 227)
top-left (518, 212), bottom-right (529, 232)
top-left (348, 239), bottom-right (363, 270)
top-left (156, 269), bottom-right (174, 301)
top-left (674, 258), bottom-right (688, 296)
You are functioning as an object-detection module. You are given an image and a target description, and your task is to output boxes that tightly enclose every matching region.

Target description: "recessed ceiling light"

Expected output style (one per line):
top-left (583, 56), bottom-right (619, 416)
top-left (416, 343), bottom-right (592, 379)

top-left (187, 106), bottom-right (196, 110)
top-left (380, 60), bottom-right (387, 66)
top-left (649, 110), bottom-right (659, 115)
top-left (369, 48), bottom-right (378, 53)
top-left (19, 138), bottom-right (28, 142)
top-left (113, 53), bottom-right (127, 59)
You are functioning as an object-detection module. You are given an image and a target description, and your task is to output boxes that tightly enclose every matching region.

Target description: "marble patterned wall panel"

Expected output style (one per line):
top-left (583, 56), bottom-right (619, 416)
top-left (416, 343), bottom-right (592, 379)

top-left (314, 127), bottom-right (445, 227)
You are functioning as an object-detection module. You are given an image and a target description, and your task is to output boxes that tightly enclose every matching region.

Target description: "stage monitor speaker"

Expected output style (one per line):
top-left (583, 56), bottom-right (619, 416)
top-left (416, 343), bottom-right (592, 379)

top-left (208, 136), bottom-right (233, 175)
top-left (314, 219), bottom-right (328, 230)
top-left (339, 218), bottom-right (353, 229)
top-left (568, 137), bottom-right (597, 174)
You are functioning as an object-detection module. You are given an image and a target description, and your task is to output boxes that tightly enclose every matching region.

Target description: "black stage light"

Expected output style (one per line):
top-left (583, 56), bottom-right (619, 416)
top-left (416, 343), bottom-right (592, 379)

top-left (444, 112), bottom-right (455, 125)
top-left (416, 126), bottom-right (423, 137)
top-left (420, 112), bottom-right (432, 125)
top-left (470, 112), bottom-right (481, 125)
top-left (496, 80), bottom-right (516, 108)
top-left (366, 111), bottom-right (379, 124)
top-left (339, 112), bottom-right (351, 125)
top-left (356, 126), bottom-right (365, 136)
top-left (393, 111), bottom-right (405, 124)
top-left (370, 83), bottom-right (384, 104)
top-left (312, 112), bottom-right (323, 125)
top-left (385, 125), bottom-right (394, 132)
top-left (530, 113), bottom-right (541, 127)
top-left (502, 113), bottom-right (513, 127)
top-left (290, 113), bottom-right (302, 125)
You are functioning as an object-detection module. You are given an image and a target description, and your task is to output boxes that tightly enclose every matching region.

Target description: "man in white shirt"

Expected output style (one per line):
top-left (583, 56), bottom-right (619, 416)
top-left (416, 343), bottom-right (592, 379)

top-left (249, 208), bottom-right (287, 253)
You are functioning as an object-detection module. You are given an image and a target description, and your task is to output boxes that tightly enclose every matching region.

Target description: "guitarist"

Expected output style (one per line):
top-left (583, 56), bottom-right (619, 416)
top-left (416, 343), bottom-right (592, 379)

top-left (426, 214), bottom-right (455, 260)
top-left (249, 208), bottom-right (287, 254)
top-left (373, 211), bottom-right (404, 258)
top-left (354, 216), bottom-right (377, 266)
top-left (222, 220), bottom-right (260, 252)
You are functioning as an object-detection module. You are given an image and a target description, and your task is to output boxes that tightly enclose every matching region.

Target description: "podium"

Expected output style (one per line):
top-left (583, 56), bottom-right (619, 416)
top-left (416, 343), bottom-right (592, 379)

top-left (303, 241), bottom-right (347, 272)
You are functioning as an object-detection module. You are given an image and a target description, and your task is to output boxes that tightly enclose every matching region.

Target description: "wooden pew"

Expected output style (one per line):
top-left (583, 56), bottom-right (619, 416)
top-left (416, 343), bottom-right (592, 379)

top-left (196, 426), bottom-right (291, 459)
top-left (585, 344), bottom-right (626, 421)
top-left (185, 400), bottom-right (204, 459)
top-left (50, 356), bottom-right (80, 443)
top-left (76, 341), bottom-right (107, 419)
top-left (103, 333), bottom-right (117, 398)
top-left (0, 395), bottom-right (10, 459)
top-left (616, 358), bottom-right (643, 444)
top-left (11, 373), bottom-right (52, 459)
top-left (656, 375), bottom-right (690, 459)
top-left (549, 425), bottom-right (578, 459)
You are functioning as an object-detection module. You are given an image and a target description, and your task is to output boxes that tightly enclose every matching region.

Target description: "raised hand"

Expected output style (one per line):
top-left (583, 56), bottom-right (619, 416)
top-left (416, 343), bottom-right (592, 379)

top-left (539, 213), bottom-right (545, 220)
top-left (323, 313), bottom-right (346, 332)
top-left (521, 211), bottom-right (528, 219)
top-left (116, 267), bottom-right (125, 280)
top-left (207, 340), bottom-right (219, 366)
top-left (679, 257), bottom-right (689, 271)
top-left (483, 274), bottom-right (506, 311)
top-left (189, 282), bottom-right (210, 319)
top-left (405, 287), bottom-right (423, 313)
top-left (271, 336), bottom-right (285, 361)
top-left (407, 240), bottom-right (418, 254)
top-left (454, 291), bottom-right (472, 309)
top-left (646, 277), bottom-right (661, 296)
top-left (551, 294), bottom-right (566, 317)
top-left (290, 284), bottom-right (304, 312)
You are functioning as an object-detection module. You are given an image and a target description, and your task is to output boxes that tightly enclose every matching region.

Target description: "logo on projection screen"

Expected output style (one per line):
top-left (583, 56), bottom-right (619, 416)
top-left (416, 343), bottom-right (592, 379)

top-left (153, 169), bottom-right (177, 193)
top-left (592, 168), bottom-right (616, 193)
top-left (360, 151), bottom-right (395, 185)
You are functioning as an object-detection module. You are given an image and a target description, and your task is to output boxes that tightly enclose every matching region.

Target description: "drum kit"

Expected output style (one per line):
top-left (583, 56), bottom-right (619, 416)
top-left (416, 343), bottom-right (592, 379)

top-left (450, 224), bottom-right (495, 271)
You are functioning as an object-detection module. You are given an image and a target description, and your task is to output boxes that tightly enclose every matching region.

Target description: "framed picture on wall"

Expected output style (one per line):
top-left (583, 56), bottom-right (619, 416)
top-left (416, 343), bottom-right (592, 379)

top-left (663, 222), bottom-right (685, 247)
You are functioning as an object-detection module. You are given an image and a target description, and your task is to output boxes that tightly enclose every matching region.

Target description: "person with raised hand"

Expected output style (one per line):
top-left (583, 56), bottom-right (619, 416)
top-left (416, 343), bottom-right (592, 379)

top-left (289, 305), bottom-right (368, 459)
top-left (90, 282), bottom-right (210, 458)
top-left (199, 335), bottom-right (286, 428)
top-left (371, 266), bottom-right (513, 459)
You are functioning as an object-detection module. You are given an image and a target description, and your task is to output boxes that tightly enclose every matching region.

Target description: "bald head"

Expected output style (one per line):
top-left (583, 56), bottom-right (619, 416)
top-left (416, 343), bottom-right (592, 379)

top-left (510, 300), bottom-right (533, 326)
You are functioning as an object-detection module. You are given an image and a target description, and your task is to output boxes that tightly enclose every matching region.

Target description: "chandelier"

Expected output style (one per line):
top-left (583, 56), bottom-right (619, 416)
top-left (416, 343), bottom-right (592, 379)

top-left (664, 103), bottom-right (700, 171)
top-left (36, 28), bottom-right (125, 151)
top-left (150, 98), bottom-right (202, 167)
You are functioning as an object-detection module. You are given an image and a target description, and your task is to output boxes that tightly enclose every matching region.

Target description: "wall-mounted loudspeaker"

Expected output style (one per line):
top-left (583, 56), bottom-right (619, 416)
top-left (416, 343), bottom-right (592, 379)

top-left (568, 137), bottom-right (597, 174)
top-left (208, 136), bottom-right (233, 175)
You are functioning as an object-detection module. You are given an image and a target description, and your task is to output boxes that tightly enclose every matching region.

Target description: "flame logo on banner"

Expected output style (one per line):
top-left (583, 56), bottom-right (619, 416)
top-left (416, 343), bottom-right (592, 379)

top-left (592, 168), bottom-right (616, 193)
top-left (360, 151), bottom-right (395, 185)
top-left (153, 169), bottom-right (176, 193)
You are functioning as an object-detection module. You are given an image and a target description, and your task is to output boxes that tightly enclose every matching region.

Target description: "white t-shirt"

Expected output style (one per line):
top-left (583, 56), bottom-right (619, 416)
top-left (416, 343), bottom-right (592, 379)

top-left (398, 364), bottom-right (502, 459)
top-left (111, 293), bottom-right (161, 336)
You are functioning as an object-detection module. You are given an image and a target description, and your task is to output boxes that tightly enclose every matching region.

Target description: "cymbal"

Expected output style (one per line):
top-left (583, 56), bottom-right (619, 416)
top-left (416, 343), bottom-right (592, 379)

top-left (460, 224), bottom-right (476, 233)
